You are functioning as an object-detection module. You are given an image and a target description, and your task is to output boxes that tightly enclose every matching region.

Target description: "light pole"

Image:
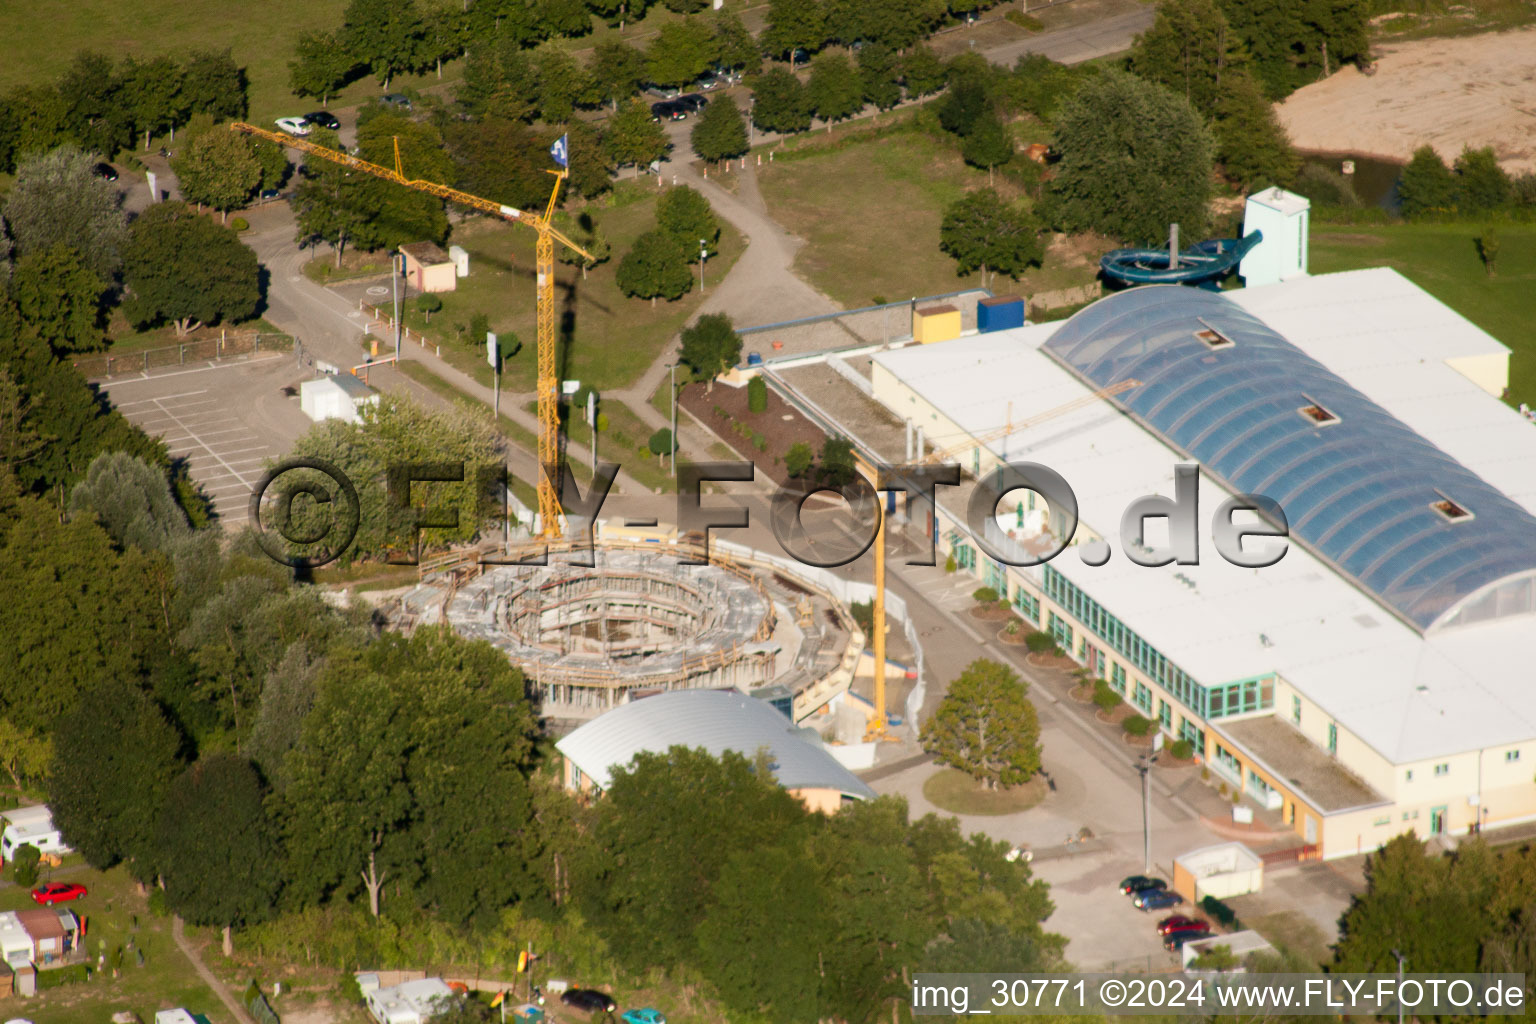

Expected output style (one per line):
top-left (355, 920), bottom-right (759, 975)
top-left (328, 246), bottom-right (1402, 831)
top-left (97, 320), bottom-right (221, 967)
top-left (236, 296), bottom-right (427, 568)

top-left (1391, 950), bottom-right (1406, 1024)
top-left (392, 251), bottom-right (402, 362)
top-left (669, 362), bottom-right (678, 478)
top-left (699, 239), bottom-right (708, 292)
top-left (1134, 745), bottom-right (1160, 874)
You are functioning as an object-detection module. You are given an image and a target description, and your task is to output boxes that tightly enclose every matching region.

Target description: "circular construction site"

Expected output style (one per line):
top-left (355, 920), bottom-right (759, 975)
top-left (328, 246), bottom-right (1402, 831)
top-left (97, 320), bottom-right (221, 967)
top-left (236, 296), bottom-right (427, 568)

top-left (409, 546), bottom-right (859, 722)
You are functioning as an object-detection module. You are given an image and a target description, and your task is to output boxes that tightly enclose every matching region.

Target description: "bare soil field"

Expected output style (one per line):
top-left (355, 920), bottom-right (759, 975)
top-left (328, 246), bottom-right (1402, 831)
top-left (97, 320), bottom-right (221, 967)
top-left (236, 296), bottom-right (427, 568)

top-left (1276, 27), bottom-right (1536, 173)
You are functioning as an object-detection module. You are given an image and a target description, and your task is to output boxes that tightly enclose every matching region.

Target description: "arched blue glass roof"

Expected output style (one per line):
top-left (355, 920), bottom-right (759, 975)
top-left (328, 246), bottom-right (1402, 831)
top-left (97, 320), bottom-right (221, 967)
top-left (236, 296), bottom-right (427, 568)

top-left (1044, 285), bottom-right (1536, 632)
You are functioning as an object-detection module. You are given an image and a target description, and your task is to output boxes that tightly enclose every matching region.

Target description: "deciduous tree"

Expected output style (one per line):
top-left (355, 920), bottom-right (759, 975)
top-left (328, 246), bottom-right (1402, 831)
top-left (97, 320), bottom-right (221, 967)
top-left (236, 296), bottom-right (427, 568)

top-left (2, 144), bottom-right (128, 280)
top-left (691, 95), bottom-right (749, 164)
top-left (606, 99), bottom-right (669, 170)
top-left (289, 31), bottom-right (358, 106)
top-left (172, 129), bottom-right (262, 221)
top-left (807, 53), bottom-right (863, 128)
top-left (345, 0), bottom-right (428, 88)
top-left (751, 68), bottom-right (812, 135)
top-left (646, 19), bottom-right (717, 88)
top-left (535, 46), bottom-right (594, 123)
top-left (763, 0), bottom-right (825, 61)
top-left (1130, 0), bottom-right (1247, 118)
top-left (678, 312), bottom-right (741, 382)
top-left (940, 188), bottom-right (1042, 288)
top-left (122, 56), bottom-right (187, 151)
top-left (1397, 145), bottom-right (1456, 220)
top-left (68, 451), bottom-right (190, 552)
top-left (1453, 146), bottom-right (1512, 214)
top-left (922, 659), bottom-right (1042, 788)
top-left (122, 201), bottom-right (261, 337)
top-left (657, 184), bottom-right (719, 247)
top-left (960, 110), bottom-right (1013, 182)
top-left (616, 230), bottom-right (694, 305)
top-left (588, 40), bottom-right (646, 110)
top-left (11, 245), bottom-right (108, 354)
top-left (711, 10), bottom-right (762, 75)
top-left (1212, 72), bottom-right (1297, 188)
top-left (181, 49), bottom-right (248, 121)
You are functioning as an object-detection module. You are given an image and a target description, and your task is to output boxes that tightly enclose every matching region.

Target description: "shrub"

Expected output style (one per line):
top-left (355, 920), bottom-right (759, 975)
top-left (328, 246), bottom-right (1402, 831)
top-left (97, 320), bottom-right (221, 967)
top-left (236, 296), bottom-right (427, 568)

top-left (1169, 738), bottom-right (1194, 761)
top-left (747, 374), bottom-right (768, 413)
top-left (467, 312), bottom-right (491, 347)
top-left (784, 441), bottom-right (814, 478)
top-left (1201, 767), bottom-right (1211, 781)
top-left (36, 963), bottom-right (90, 989)
top-left (1024, 631), bottom-right (1056, 653)
top-left (1122, 715), bottom-right (1153, 737)
top-left (849, 599), bottom-right (874, 636)
top-left (1218, 782), bottom-right (1228, 797)
top-left (147, 888), bottom-right (170, 917)
top-left (594, 412), bottom-right (609, 432)
top-left (230, 216), bottom-right (249, 231)
top-left (1201, 894), bottom-right (1241, 930)
top-left (945, 554), bottom-right (957, 573)
top-left (10, 843), bottom-right (40, 887)
top-left (972, 586), bottom-right (1000, 605)
top-left (1091, 679), bottom-right (1121, 711)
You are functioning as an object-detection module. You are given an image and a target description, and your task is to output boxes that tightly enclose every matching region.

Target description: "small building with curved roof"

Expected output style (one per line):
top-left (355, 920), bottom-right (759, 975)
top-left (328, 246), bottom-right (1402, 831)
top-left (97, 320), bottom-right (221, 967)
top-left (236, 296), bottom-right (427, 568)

top-left (556, 688), bottom-right (876, 813)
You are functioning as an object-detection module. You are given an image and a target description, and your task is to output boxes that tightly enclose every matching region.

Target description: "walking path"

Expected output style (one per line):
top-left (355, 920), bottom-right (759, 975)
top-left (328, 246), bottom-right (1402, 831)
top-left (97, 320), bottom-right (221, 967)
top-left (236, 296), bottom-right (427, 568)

top-left (172, 916), bottom-right (256, 1024)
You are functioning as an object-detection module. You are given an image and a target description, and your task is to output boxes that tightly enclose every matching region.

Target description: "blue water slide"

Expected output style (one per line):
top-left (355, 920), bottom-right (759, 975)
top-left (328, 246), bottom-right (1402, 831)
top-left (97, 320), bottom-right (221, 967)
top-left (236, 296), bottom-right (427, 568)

top-left (1099, 231), bottom-right (1263, 289)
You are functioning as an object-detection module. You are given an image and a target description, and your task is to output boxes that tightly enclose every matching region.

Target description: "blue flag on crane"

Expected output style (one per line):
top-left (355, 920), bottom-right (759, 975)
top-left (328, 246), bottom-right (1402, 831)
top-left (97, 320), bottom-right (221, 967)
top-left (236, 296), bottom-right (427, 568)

top-left (550, 134), bottom-right (569, 168)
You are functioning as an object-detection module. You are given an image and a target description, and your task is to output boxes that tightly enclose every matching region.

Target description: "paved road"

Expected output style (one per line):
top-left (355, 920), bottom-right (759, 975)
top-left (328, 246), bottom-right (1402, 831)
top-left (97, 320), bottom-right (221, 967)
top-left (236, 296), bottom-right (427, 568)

top-left (984, 6), bottom-right (1155, 66)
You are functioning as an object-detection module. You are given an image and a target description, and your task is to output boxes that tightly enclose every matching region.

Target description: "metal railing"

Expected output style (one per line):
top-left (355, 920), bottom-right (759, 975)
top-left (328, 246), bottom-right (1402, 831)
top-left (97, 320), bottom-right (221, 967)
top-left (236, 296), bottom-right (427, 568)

top-left (74, 331), bottom-right (293, 379)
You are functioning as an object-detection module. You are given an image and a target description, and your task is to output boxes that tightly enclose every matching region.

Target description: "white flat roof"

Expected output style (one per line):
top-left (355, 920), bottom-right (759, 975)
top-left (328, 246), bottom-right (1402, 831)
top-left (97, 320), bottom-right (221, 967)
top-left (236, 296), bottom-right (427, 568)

top-left (870, 269), bottom-right (1536, 764)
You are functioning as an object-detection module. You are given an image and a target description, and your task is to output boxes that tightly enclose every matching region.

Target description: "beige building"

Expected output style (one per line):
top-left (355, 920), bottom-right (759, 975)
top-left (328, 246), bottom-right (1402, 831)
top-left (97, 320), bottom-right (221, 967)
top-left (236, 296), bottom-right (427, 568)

top-left (399, 241), bottom-right (457, 293)
top-left (858, 266), bottom-right (1536, 860)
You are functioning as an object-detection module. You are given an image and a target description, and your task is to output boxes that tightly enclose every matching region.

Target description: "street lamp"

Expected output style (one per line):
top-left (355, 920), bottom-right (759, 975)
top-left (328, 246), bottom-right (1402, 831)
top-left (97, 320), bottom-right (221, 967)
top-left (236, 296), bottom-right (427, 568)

top-left (392, 250), bottom-right (403, 362)
top-left (668, 362), bottom-right (678, 478)
top-left (1134, 741), bottom-right (1162, 874)
top-left (699, 239), bottom-right (708, 292)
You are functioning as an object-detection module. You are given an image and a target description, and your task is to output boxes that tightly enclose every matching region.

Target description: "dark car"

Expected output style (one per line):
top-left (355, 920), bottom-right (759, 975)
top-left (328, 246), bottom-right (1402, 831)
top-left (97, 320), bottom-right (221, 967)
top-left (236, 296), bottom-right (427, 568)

top-left (1135, 889), bottom-right (1184, 911)
top-left (675, 93), bottom-right (708, 112)
top-left (1156, 914), bottom-right (1204, 935)
top-left (788, 47), bottom-right (810, 65)
top-left (562, 989), bottom-right (618, 1014)
top-left (693, 70), bottom-right (724, 91)
top-left (1165, 928), bottom-right (1213, 952)
top-left (258, 188), bottom-right (283, 203)
top-left (304, 111), bottom-right (341, 130)
top-left (649, 101), bottom-right (687, 122)
top-left (645, 83), bottom-right (681, 100)
top-left (380, 93), bottom-right (412, 110)
top-left (92, 162), bottom-right (118, 181)
top-left (1119, 875), bottom-right (1165, 895)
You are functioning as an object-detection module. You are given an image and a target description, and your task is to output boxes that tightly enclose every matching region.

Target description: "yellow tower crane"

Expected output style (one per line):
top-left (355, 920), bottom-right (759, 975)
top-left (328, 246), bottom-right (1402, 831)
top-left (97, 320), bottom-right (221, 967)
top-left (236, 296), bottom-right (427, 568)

top-left (859, 377), bottom-right (1143, 740)
top-left (231, 123), bottom-right (592, 537)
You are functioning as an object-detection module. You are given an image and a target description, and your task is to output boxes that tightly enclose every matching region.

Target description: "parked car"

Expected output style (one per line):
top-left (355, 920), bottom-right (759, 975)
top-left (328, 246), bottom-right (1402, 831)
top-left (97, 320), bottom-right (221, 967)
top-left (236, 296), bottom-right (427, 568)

top-left (92, 162), bottom-right (118, 181)
top-left (1165, 928), bottom-right (1212, 952)
top-left (1135, 889), bottom-right (1185, 911)
top-left (1164, 923), bottom-right (1213, 942)
top-left (258, 188), bottom-right (283, 202)
top-left (788, 47), bottom-right (810, 65)
top-left (1119, 875), bottom-right (1165, 895)
top-left (31, 882), bottom-right (87, 905)
top-left (650, 101), bottom-right (688, 122)
top-left (645, 84), bottom-right (681, 99)
top-left (303, 111), bottom-right (340, 130)
top-left (274, 116), bottom-right (311, 135)
top-left (1156, 914), bottom-right (1204, 935)
top-left (675, 93), bottom-right (708, 112)
top-left (708, 62), bottom-right (744, 84)
top-left (621, 1011), bottom-right (666, 1024)
top-left (381, 93), bottom-right (412, 110)
top-left (693, 70), bottom-right (724, 91)
top-left (561, 989), bottom-right (617, 1014)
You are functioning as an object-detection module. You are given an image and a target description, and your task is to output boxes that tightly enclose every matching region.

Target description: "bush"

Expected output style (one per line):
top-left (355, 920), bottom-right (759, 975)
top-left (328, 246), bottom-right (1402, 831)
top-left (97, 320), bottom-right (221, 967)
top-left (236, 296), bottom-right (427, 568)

top-left (594, 412), bottom-right (609, 432)
top-left (467, 312), bottom-right (491, 346)
top-left (944, 554), bottom-right (957, 573)
top-left (10, 843), bottom-right (40, 887)
top-left (36, 963), bottom-right (90, 989)
top-left (1201, 894), bottom-right (1241, 930)
top-left (229, 216), bottom-right (249, 231)
top-left (1091, 679), bottom-right (1121, 710)
top-left (784, 441), bottom-right (814, 478)
top-left (1294, 164), bottom-right (1359, 208)
top-left (1122, 715), bottom-right (1153, 737)
top-left (416, 294), bottom-right (443, 321)
top-left (1024, 631), bottom-right (1056, 653)
top-left (849, 599), bottom-right (874, 636)
top-left (147, 888), bottom-right (170, 917)
top-left (972, 586), bottom-right (999, 604)
top-left (1169, 738), bottom-right (1194, 761)
top-left (747, 374), bottom-right (768, 413)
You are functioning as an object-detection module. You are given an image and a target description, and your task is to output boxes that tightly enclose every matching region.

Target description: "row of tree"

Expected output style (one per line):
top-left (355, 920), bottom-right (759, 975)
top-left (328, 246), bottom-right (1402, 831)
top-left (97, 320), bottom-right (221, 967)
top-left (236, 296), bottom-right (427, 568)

top-left (0, 48), bottom-right (247, 171)
top-left (1397, 144), bottom-right (1536, 220)
top-left (615, 184), bottom-right (720, 304)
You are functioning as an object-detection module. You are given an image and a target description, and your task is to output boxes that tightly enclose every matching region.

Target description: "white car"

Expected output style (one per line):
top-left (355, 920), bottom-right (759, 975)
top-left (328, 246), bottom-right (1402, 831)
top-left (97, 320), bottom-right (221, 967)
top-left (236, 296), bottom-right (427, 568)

top-left (275, 116), bottom-right (311, 136)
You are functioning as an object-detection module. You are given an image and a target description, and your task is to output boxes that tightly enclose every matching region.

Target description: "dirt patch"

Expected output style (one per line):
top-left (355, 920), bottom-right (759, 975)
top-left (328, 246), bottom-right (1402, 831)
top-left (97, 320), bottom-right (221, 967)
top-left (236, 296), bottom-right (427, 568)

top-left (1276, 27), bottom-right (1536, 172)
top-left (1095, 703), bottom-right (1133, 726)
top-left (997, 624), bottom-right (1029, 644)
top-left (1069, 682), bottom-right (1096, 703)
top-left (679, 379), bottom-right (828, 486)
top-left (969, 604), bottom-right (1014, 621)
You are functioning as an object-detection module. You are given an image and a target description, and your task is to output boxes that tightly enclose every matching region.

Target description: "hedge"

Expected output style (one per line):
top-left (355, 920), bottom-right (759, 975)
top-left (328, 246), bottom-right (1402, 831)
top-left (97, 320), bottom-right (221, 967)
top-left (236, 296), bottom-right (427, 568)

top-left (1201, 894), bottom-right (1241, 930)
top-left (1122, 715), bottom-right (1153, 737)
top-left (37, 963), bottom-right (90, 989)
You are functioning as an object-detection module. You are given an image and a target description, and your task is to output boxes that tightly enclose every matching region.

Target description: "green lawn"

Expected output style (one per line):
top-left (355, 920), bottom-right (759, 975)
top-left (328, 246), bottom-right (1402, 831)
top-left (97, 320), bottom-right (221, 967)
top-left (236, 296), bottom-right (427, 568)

top-left (392, 182), bottom-right (744, 396)
top-left (921, 768), bottom-right (1047, 816)
top-left (756, 126), bottom-right (1098, 308)
top-left (1310, 221), bottom-right (1536, 405)
top-left (0, 863), bottom-right (233, 1024)
top-left (530, 399), bottom-right (674, 493)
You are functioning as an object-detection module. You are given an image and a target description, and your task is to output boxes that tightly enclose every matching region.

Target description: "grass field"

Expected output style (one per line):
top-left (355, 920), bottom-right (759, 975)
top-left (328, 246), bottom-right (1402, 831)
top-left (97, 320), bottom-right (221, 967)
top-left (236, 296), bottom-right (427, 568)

top-left (0, 863), bottom-right (232, 1024)
top-left (1310, 221), bottom-right (1536, 404)
top-left (756, 127), bottom-right (1098, 308)
top-left (922, 768), bottom-right (1048, 815)
top-left (534, 399), bottom-right (675, 493)
top-left (391, 182), bottom-right (744, 396)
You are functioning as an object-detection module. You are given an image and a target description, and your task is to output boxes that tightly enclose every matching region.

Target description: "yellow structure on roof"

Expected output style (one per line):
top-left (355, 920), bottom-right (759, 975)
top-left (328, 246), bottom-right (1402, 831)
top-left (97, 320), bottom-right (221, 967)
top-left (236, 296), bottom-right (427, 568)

top-left (912, 304), bottom-right (962, 344)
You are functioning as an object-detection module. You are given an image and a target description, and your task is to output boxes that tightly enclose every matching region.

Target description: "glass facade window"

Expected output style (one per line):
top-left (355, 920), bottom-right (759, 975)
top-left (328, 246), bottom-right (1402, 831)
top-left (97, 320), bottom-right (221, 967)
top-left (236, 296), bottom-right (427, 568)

top-left (1507, 750), bottom-right (1521, 763)
top-left (1291, 695), bottom-right (1302, 724)
top-left (1206, 677), bottom-right (1276, 720)
top-left (1048, 612), bottom-right (1073, 650)
top-left (1214, 744), bottom-right (1241, 779)
top-left (1158, 700), bottom-right (1172, 729)
top-left (1012, 588), bottom-right (1040, 624)
top-left (984, 560), bottom-right (1006, 594)
top-left (1133, 682), bottom-right (1153, 714)
top-left (1179, 719), bottom-right (1205, 753)
top-left (1434, 763), bottom-right (1449, 776)
top-left (1327, 723), bottom-right (1338, 754)
top-left (1110, 663), bottom-right (1126, 693)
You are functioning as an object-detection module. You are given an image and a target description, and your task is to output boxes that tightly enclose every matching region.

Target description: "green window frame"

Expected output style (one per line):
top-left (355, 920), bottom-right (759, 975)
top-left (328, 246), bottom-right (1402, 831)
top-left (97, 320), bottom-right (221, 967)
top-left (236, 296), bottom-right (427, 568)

top-left (1291, 695), bottom-right (1302, 724)
top-left (1327, 723), bottom-right (1337, 754)
top-left (1158, 700), bottom-right (1172, 729)
top-left (1012, 588), bottom-right (1040, 624)
top-left (1133, 682), bottom-right (1152, 714)
top-left (1110, 663), bottom-right (1126, 693)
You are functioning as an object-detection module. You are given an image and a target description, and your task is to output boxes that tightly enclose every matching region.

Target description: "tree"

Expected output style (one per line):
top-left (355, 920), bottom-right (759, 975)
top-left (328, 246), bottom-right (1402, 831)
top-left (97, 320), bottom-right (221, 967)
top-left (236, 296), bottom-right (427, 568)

top-left (289, 30), bottom-right (358, 106)
top-left (0, 718), bottom-right (51, 793)
top-left (1130, 0), bottom-right (1247, 119)
top-left (857, 43), bottom-right (903, 111)
top-left (247, 645), bottom-right (328, 791)
top-left (182, 49), bottom-right (248, 120)
top-left (446, 118), bottom-right (556, 211)
top-left (691, 96), bottom-right (749, 165)
top-left (1397, 145), bottom-right (1456, 220)
top-left (458, 38), bottom-right (539, 121)
top-left (587, 0), bottom-right (652, 31)
top-left (616, 230), bottom-right (694, 306)
top-left (1047, 71), bottom-right (1214, 243)
top-left (606, 99), bottom-right (669, 170)
top-left (122, 56), bottom-right (187, 151)
top-left (554, 210), bottom-right (611, 277)
top-left (421, 0), bottom-right (469, 77)
top-left (350, 115), bottom-right (453, 247)
top-left (48, 676), bottom-right (183, 880)
top-left (960, 111), bottom-right (1013, 183)
top-left (923, 659), bottom-right (1041, 788)
top-left (763, 0), bottom-right (825, 61)
top-left (712, 10), bottom-right (762, 75)
top-left (9, 843), bottom-right (40, 888)
top-left (68, 451), bottom-right (190, 552)
top-left (807, 53), bottom-right (863, 128)
top-left (1454, 146), bottom-right (1512, 214)
top-left (563, 119), bottom-right (613, 200)
top-left (254, 140), bottom-right (291, 194)
top-left (678, 312), bottom-right (742, 383)
top-left (940, 189), bottom-right (1043, 288)
top-left (122, 202), bottom-right (261, 337)
top-left (2, 144), bottom-right (128, 280)
top-left (531, 47), bottom-right (592, 125)
top-left (900, 45), bottom-right (946, 98)
top-left (1477, 224), bottom-right (1500, 277)
top-left (540, 0), bottom-right (593, 37)
top-left (657, 185), bottom-right (719, 248)
top-left (784, 441), bottom-right (814, 477)
top-left (57, 51), bottom-right (133, 157)
top-left (1212, 72), bottom-right (1297, 188)
top-left (589, 40), bottom-right (646, 110)
top-left (647, 20), bottom-right (717, 88)
top-left (937, 77), bottom-right (989, 136)
top-left (648, 427), bottom-right (676, 456)
top-left (1218, 0), bottom-right (1369, 98)
top-left (172, 129), bottom-right (262, 221)
top-left (282, 628), bottom-right (539, 922)
top-left (10, 245), bottom-right (108, 354)
top-left (345, 0), bottom-right (428, 88)
top-left (819, 435), bottom-right (855, 486)
top-left (752, 68), bottom-right (812, 136)
top-left (156, 755), bottom-right (280, 955)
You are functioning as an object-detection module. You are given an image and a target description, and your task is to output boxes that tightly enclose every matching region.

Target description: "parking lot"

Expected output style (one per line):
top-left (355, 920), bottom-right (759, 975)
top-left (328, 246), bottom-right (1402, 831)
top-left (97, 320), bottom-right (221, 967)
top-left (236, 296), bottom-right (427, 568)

top-left (100, 354), bottom-right (313, 529)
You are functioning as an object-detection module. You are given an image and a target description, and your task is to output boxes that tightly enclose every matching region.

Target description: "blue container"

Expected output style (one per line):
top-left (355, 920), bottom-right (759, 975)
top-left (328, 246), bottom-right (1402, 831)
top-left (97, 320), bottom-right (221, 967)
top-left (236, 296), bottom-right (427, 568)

top-left (746, 351), bottom-right (763, 366)
top-left (977, 295), bottom-right (1025, 333)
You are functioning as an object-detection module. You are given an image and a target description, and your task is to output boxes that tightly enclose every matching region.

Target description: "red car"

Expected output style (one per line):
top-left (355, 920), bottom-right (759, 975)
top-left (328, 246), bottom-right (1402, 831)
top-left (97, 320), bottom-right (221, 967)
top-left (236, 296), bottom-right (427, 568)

top-left (1156, 914), bottom-right (1204, 935)
top-left (31, 882), bottom-right (87, 905)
